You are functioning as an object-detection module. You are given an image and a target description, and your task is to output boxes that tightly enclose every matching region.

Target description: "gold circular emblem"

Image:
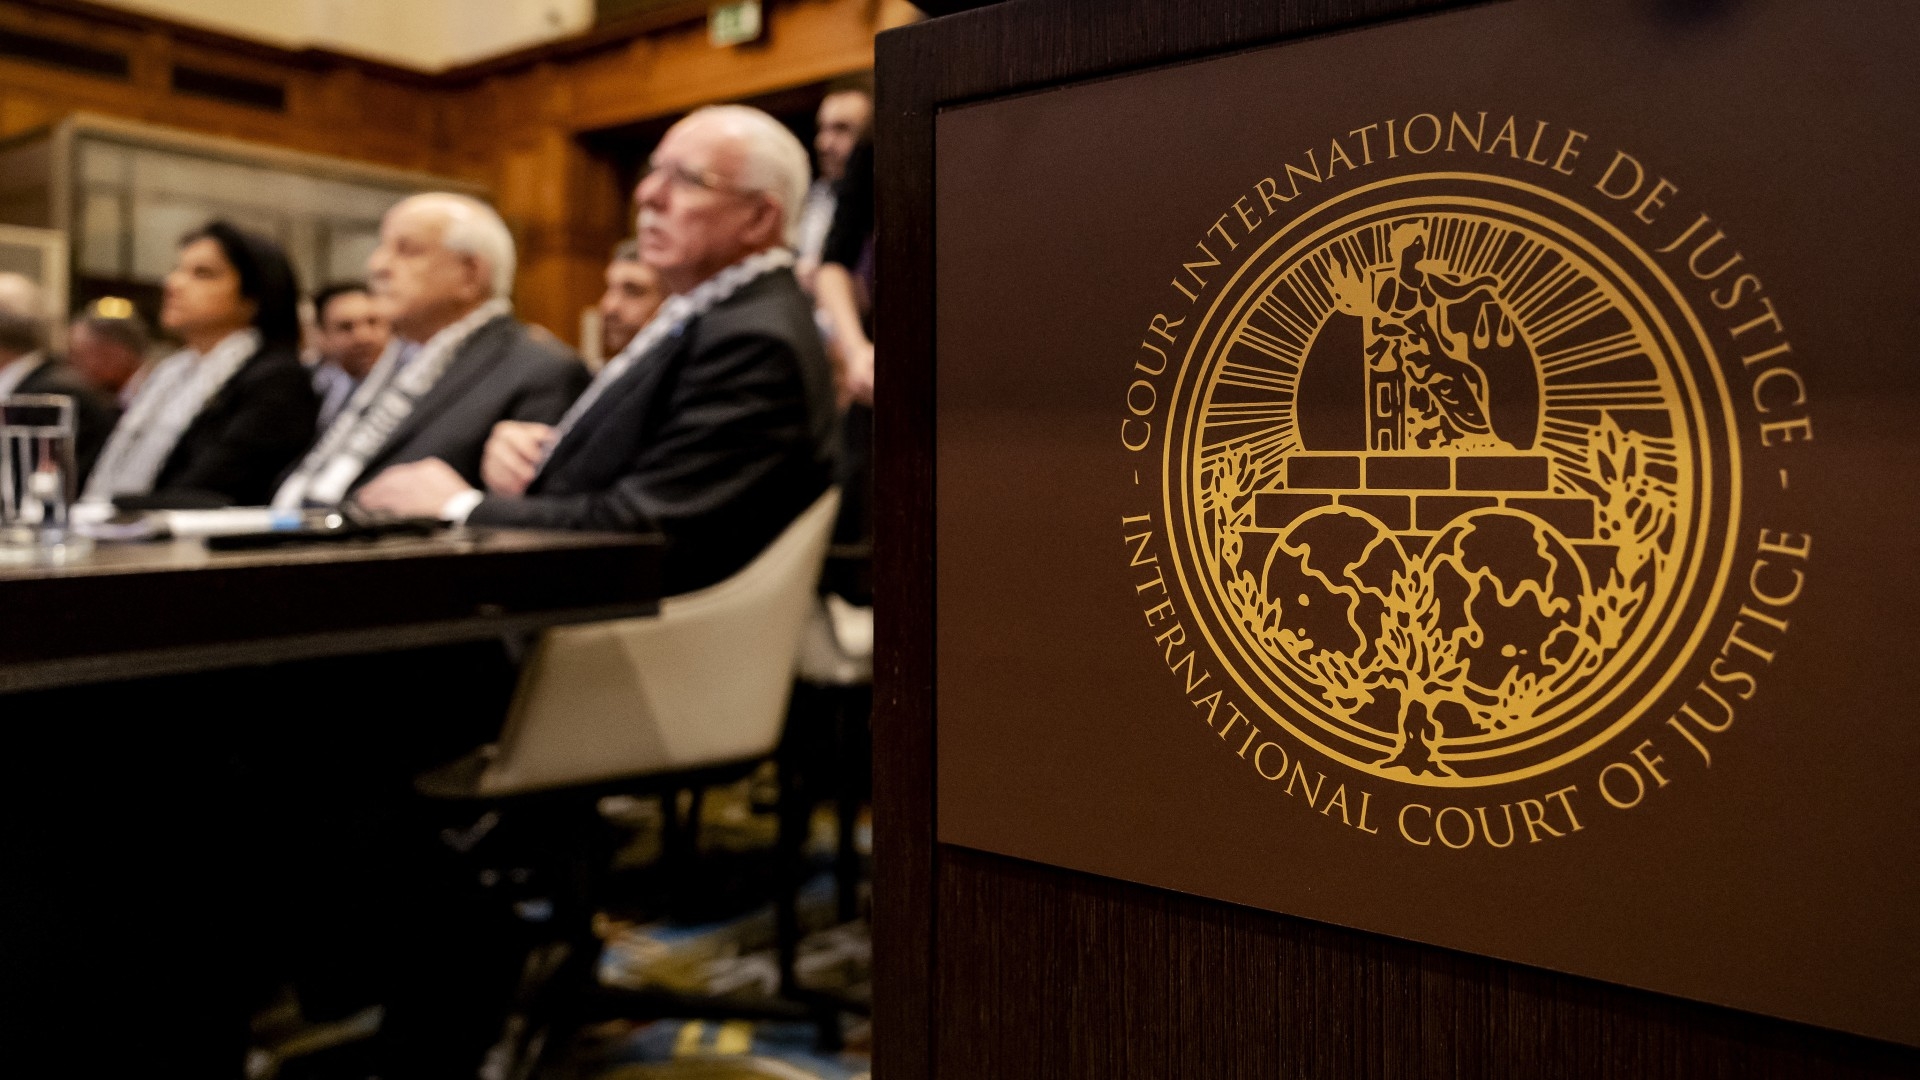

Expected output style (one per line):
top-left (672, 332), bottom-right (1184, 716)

top-left (1162, 173), bottom-right (1741, 786)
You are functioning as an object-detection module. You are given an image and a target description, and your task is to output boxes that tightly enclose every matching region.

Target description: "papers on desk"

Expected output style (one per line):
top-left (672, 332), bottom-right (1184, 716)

top-left (165, 508), bottom-right (306, 537)
top-left (73, 504), bottom-right (306, 541)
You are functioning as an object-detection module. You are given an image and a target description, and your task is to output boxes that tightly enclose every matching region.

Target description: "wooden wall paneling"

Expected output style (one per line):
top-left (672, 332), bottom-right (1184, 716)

top-left (437, 0), bottom-right (913, 340)
top-left (0, 0), bottom-right (906, 342)
top-left (493, 124), bottom-right (629, 343)
top-left (557, 0), bottom-right (918, 133)
top-left (870, 1), bottom-right (1920, 1078)
top-left (0, 1), bottom-right (449, 167)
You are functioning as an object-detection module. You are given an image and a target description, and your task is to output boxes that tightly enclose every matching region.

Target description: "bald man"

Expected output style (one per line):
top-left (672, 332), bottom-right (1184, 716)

top-left (360, 105), bottom-right (836, 594)
top-left (0, 275), bottom-right (118, 481)
top-left (273, 193), bottom-right (587, 509)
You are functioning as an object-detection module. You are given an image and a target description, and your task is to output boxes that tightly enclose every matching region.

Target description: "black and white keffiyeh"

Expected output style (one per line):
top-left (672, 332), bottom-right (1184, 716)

top-left (534, 247), bottom-right (794, 479)
top-left (273, 298), bottom-right (511, 509)
top-left (82, 328), bottom-right (260, 503)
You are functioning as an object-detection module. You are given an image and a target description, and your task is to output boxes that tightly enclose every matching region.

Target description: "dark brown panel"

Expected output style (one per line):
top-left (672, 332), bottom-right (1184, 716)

top-left (1365, 455), bottom-right (1452, 489)
top-left (1291, 454), bottom-right (1364, 489)
top-left (169, 64), bottom-right (286, 111)
top-left (1256, 491), bottom-right (1335, 528)
top-left (1456, 454), bottom-right (1551, 491)
top-left (868, 0), bottom-right (1920, 1076)
top-left (927, 0), bottom-right (1918, 1047)
top-left (935, 845), bottom-right (1920, 1080)
top-left (0, 26), bottom-right (127, 79)
top-left (874, 3), bottom-right (1495, 1078)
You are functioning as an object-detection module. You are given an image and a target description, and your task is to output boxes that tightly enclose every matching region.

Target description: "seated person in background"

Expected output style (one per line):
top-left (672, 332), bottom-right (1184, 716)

top-left (598, 239), bottom-right (668, 358)
top-left (0, 273), bottom-right (118, 483)
top-left (358, 105), bottom-right (837, 595)
top-left (83, 221), bottom-right (317, 507)
top-left (272, 193), bottom-right (587, 510)
top-left (307, 280), bottom-right (390, 431)
top-left (67, 306), bottom-right (152, 407)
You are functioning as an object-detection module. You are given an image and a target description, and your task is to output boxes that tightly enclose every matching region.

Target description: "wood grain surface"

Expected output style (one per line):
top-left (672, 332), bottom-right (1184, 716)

top-left (0, 529), bottom-right (660, 691)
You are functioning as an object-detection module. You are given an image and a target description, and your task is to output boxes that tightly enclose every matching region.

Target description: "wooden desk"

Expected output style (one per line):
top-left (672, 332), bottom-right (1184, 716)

top-left (0, 526), bottom-right (663, 1069)
top-left (0, 527), bottom-right (662, 693)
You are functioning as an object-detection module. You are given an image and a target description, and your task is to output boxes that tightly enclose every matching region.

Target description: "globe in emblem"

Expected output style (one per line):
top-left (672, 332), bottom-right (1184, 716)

top-left (1427, 510), bottom-right (1590, 704)
top-left (1257, 505), bottom-right (1404, 662)
top-left (1164, 175), bottom-right (1737, 786)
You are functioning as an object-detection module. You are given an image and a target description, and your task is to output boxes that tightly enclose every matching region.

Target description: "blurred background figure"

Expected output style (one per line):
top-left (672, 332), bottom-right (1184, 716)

top-left (0, 272), bottom-right (118, 482)
top-left (308, 280), bottom-right (391, 430)
top-left (598, 240), bottom-right (667, 356)
top-left (272, 193), bottom-right (585, 511)
top-left (795, 76), bottom-right (873, 286)
top-left (83, 220), bottom-right (317, 508)
top-left (67, 304), bottom-right (154, 407)
top-left (360, 104), bottom-right (834, 592)
top-left (816, 137), bottom-right (875, 411)
top-left (815, 135), bottom-right (876, 561)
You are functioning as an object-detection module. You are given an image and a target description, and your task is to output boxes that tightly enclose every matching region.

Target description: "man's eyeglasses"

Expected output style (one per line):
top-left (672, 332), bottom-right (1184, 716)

top-left (641, 159), bottom-right (759, 198)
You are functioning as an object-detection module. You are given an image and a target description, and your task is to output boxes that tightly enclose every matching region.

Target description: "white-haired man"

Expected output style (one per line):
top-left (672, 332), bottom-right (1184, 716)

top-left (0, 273), bottom-right (118, 481)
top-left (272, 192), bottom-right (587, 509)
top-left (361, 106), bottom-right (836, 595)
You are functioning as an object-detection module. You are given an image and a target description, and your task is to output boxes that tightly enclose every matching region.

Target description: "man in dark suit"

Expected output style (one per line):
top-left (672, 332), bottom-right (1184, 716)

top-left (359, 106), bottom-right (836, 595)
top-left (0, 273), bottom-right (118, 483)
top-left (272, 193), bottom-right (587, 510)
top-left (66, 307), bottom-right (149, 407)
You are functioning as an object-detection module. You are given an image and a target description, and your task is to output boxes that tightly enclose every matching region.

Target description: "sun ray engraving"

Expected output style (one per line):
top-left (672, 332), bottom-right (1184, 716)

top-left (1217, 362), bottom-right (1300, 393)
top-left (1537, 330), bottom-right (1645, 379)
top-left (1161, 178), bottom-right (1728, 787)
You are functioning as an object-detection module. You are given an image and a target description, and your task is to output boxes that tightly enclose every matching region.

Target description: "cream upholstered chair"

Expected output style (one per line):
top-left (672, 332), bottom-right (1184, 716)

top-left (406, 490), bottom-right (845, 1078)
top-left (438, 488), bottom-right (842, 799)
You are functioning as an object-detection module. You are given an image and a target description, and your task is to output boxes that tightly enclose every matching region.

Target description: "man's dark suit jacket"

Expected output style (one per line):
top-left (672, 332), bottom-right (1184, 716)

top-left (149, 340), bottom-right (319, 507)
top-left (468, 268), bottom-right (837, 595)
top-left (346, 314), bottom-right (588, 493)
top-left (16, 357), bottom-right (118, 485)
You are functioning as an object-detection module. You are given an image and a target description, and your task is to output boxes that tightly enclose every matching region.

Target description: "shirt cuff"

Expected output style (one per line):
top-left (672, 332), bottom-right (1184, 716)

top-left (439, 488), bottom-right (485, 524)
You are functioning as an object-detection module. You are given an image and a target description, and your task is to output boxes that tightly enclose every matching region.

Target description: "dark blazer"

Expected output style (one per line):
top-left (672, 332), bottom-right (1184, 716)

top-left (150, 341), bottom-right (319, 507)
top-left (17, 357), bottom-right (119, 485)
top-left (468, 268), bottom-right (837, 595)
top-left (349, 314), bottom-right (588, 492)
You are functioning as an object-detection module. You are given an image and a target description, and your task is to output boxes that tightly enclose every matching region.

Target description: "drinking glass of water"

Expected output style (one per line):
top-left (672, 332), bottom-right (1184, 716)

top-left (0, 394), bottom-right (91, 563)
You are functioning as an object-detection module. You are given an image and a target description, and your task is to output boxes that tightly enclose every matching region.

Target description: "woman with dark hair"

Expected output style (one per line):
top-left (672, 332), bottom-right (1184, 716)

top-left (83, 220), bottom-right (319, 507)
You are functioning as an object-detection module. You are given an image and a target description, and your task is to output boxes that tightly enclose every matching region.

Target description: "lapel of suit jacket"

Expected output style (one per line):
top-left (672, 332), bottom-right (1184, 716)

top-left (536, 328), bottom-right (687, 485)
top-left (368, 314), bottom-right (514, 469)
top-left (11, 355), bottom-right (54, 394)
top-left (160, 341), bottom-right (268, 481)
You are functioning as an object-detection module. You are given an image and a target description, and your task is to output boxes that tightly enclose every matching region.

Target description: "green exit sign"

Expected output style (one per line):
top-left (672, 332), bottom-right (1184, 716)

top-left (709, 0), bottom-right (763, 47)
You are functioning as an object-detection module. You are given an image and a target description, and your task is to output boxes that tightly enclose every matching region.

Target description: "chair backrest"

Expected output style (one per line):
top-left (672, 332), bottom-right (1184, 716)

top-left (477, 488), bottom-right (842, 796)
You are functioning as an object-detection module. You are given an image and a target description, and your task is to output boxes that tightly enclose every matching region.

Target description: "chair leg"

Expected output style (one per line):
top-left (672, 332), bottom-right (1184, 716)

top-left (832, 689), bottom-right (863, 924)
top-left (657, 790), bottom-right (680, 868)
top-left (659, 785), bottom-right (710, 918)
top-left (772, 751), bottom-right (849, 1053)
top-left (774, 760), bottom-right (805, 1000)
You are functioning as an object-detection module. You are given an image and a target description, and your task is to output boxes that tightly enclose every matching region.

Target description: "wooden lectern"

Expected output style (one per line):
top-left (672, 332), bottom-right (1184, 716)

top-left (874, 0), bottom-right (1920, 1076)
